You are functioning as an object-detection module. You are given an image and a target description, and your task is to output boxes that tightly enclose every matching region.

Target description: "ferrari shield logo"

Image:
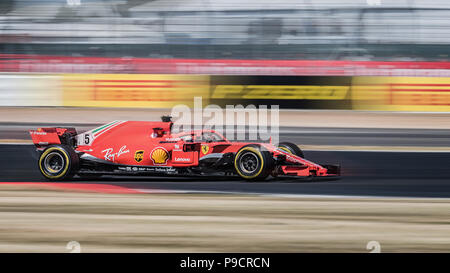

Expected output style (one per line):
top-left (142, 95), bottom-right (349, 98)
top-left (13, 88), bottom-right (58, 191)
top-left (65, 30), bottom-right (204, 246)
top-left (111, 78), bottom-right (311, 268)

top-left (134, 150), bottom-right (144, 163)
top-left (201, 145), bottom-right (210, 155)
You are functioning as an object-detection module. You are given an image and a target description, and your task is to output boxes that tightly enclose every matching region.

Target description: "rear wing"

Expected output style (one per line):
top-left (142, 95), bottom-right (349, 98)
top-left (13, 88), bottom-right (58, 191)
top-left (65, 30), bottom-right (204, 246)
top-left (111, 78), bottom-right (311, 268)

top-left (29, 127), bottom-right (77, 148)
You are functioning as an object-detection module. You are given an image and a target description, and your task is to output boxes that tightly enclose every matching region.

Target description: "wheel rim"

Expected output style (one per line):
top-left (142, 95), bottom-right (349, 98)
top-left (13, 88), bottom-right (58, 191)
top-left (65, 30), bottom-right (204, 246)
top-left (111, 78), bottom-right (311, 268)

top-left (44, 152), bottom-right (65, 173)
top-left (239, 152), bottom-right (259, 173)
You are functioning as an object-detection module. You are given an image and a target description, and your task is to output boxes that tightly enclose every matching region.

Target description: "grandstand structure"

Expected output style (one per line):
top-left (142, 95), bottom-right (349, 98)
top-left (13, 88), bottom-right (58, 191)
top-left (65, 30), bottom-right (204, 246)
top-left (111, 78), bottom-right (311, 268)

top-left (1, 0), bottom-right (449, 60)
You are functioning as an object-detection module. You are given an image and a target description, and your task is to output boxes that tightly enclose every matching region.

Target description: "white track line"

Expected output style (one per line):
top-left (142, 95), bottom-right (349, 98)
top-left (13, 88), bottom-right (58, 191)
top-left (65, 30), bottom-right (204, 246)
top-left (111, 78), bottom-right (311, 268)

top-left (132, 188), bottom-right (450, 200)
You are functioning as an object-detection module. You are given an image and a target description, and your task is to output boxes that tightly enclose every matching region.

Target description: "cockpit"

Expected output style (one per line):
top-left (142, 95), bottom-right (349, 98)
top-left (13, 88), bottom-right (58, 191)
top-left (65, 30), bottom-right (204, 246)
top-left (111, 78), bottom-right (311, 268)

top-left (176, 131), bottom-right (227, 143)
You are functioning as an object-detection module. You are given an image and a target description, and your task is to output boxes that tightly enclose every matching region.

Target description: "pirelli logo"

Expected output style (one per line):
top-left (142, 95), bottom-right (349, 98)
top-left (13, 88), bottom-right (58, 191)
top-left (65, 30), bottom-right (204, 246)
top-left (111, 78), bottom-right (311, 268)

top-left (91, 79), bottom-right (208, 102)
top-left (352, 76), bottom-right (450, 112)
top-left (211, 85), bottom-right (350, 100)
top-left (62, 74), bottom-right (209, 108)
top-left (389, 84), bottom-right (450, 106)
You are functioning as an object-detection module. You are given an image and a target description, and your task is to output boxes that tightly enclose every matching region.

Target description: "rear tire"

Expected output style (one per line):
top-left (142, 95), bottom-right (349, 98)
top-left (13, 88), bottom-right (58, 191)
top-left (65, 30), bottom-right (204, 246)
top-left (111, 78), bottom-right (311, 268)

top-left (278, 142), bottom-right (304, 158)
top-left (38, 145), bottom-right (79, 181)
top-left (234, 145), bottom-right (273, 181)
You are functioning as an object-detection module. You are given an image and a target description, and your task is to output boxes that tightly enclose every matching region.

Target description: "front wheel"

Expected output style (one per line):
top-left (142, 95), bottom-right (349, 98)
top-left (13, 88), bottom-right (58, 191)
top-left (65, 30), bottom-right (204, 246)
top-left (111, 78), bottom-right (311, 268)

top-left (234, 145), bottom-right (273, 181)
top-left (38, 145), bottom-right (79, 181)
top-left (278, 142), bottom-right (304, 158)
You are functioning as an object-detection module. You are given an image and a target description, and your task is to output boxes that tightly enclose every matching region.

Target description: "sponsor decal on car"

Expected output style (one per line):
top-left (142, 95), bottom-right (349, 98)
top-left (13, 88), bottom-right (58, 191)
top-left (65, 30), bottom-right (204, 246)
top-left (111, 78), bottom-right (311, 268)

top-left (150, 147), bottom-right (169, 165)
top-left (31, 131), bottom-right (47, 135)
top-left (164, 137), bottom-right (181, 141)
top-left (102, 145), bottom-right (130, 162)
top-left (201, 145), bottom-right (210, 155)
top-left (174, 157), bottom-right (191, 162)
top-left (134, 150), bottom-right (144, 163)
top-left (118, 166), bottom-right (176, 173)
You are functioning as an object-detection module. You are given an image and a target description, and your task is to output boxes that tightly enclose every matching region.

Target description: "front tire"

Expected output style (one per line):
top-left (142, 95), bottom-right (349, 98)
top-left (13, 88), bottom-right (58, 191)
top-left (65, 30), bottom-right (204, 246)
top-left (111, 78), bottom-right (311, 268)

top-left (234, 145), bottom-right (273, 181)
top-left (38, 145), bottom-right (79, 181)
top-left (278, 142), bottom-right (304, 158)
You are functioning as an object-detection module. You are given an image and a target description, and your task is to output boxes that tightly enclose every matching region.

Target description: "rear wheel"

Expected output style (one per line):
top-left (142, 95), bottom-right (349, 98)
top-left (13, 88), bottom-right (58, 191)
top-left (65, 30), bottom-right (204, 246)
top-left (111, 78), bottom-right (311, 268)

top-left (234, 145), bottom-right (273, 181)
top-left (38, 145), bottom-right (79, 181)
top-left (278, 142), bottom-right (304, 158)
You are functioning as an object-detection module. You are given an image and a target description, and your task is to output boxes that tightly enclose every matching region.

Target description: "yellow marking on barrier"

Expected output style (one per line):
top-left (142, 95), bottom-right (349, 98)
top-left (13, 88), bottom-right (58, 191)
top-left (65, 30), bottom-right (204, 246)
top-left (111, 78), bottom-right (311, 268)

top-left (62, 74), bottom-right (210, 108)
top-left (212, 85), bottom-right (350, 100)
top-left (352, 77), bottom-right (450, 112)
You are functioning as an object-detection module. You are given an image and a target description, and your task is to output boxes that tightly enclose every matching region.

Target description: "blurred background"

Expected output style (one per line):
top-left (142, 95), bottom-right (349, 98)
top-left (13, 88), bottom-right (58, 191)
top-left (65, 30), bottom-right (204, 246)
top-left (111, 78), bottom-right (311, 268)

top-left (0, 0), bottom-right (450, 111)
top-left (1, 1), bottom-right (450, 253)
top-left (1, 0), bottom-right (450, 60)
top-left (1, 0), bottom-right (450, 112)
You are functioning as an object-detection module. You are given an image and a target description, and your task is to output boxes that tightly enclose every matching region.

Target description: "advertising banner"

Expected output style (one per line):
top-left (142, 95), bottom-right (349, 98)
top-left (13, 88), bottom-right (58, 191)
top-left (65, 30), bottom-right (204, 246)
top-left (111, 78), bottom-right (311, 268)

top-left (2, 54), bottom-right (450, 77)
top-left (62, 74), bottom-right (210, 108)
top-left (210, 76), bottom-right (352, 109)
top-left (352, 77), bottom-right (450, 112)
top-left (0, 74), bottom-right (62, 106)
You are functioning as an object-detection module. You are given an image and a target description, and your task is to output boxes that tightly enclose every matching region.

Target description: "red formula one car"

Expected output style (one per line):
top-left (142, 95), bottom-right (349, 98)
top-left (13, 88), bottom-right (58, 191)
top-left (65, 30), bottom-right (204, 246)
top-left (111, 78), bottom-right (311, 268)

top-left (29, 117), bottom-right (340, 181)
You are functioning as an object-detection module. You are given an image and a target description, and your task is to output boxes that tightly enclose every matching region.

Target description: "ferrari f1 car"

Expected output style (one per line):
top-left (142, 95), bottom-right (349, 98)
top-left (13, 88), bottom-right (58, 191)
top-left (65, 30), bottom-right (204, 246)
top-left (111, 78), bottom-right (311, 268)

top-left (29, 117), bottom-right (340, 181)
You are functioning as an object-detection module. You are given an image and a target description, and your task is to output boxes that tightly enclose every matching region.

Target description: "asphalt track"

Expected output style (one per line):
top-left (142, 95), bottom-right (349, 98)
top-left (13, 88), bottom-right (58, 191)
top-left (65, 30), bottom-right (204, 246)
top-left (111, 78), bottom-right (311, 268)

top-left (1, 144), bottom-right (450, 198)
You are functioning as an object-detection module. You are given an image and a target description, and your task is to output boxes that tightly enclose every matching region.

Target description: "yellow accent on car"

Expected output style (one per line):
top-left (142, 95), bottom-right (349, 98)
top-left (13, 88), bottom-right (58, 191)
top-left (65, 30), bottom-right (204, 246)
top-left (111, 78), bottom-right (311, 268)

top-left (151, 148), bottom-right (169, 164)
top-left (39, 147), bottom-right (70, 179)
top-left (278, 146), bottom-right (292, 154)
top-left (134, 150), bottom-right (144, 163)
top-left (234, 146), bottom-right (264, 179)
top-left (201, 145), bottom-right (210, 155)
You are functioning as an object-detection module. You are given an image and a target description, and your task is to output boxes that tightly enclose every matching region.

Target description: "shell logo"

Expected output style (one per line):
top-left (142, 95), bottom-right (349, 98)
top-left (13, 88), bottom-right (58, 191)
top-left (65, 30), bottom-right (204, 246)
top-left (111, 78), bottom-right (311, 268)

top-left (150, 147), bottom-right (169, 165)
